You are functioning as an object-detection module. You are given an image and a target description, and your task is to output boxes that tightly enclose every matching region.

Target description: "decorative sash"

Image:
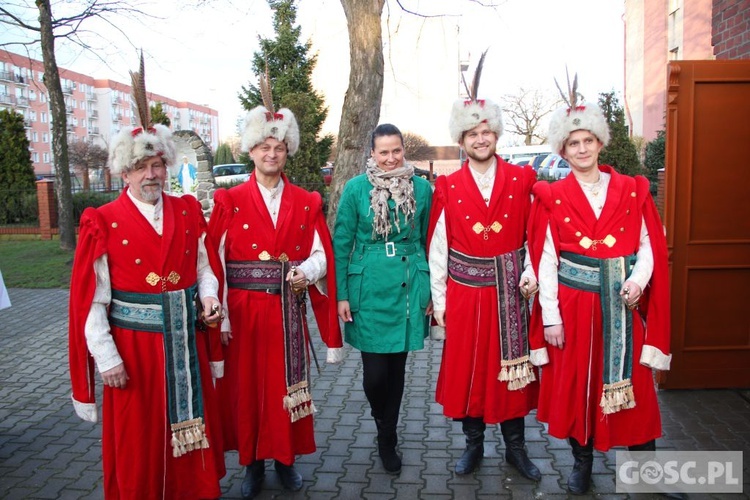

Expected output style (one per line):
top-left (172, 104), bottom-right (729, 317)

top-left (109, 284), bottom-right (209, 457)
top-left (226, 260), bottom-right (315, 423)
top-left (448, 248), bottom-right (535, 391)
top-left (559, 251), bottom-right (637, 415)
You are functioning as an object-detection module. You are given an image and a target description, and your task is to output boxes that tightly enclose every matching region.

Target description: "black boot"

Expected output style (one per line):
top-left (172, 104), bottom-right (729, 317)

top-left (629, 441), bottom-right (687, 499)
top-left (500, 417), bottom-right (541, 481)
top-left (455, 417), bottom-right (486, 475)
top-left (568, 437), bottom-right (594, 495)
top-left (274, 460), bottom-right (303, 491)
top-left (375, 418), bottom-right (402, 473)
top-left (240, 460), bottom-right (265, 499)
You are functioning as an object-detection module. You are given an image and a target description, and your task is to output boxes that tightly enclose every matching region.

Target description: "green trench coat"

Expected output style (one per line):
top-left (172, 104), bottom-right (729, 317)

top-left (333, 174), bottom-right (433, 353)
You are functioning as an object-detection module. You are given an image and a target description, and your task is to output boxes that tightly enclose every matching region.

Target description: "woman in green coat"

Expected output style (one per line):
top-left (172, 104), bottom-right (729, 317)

top-left (333, 123), bottom-right (433, 474)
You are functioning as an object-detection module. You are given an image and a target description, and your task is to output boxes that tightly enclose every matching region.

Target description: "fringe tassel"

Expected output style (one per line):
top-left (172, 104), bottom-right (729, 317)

top-left (497, 355), bottom-right (536, 391)
top-left (170, 417), bottom-right (209, 458)
top-left (599, 379), bottom-right (636, 415)
top-left (283, 383), bottom-right (316, 423)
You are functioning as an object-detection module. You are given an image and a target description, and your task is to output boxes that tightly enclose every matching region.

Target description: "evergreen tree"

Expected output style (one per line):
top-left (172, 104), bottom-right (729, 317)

top-left (239, 0), bottom-right (332, 193)
top-left (214, 142), bottom-right (235, 165)
top-left (150, 102), bottom-right (171, 127)
top-left (597, 91), bottom-right (641, 177)
top-left (644, 129), bottom-right (665, 196)
top-left (0, 109), bottom-right (36, 224)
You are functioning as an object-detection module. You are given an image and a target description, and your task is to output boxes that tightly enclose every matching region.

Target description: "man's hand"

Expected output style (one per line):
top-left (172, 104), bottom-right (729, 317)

top-left (221, 331), bottom-right (232, 346)
top-left (433, 309), bottom-right (446, 327)
top-left (201, 296), bottom-right (222, 327)
top-left (425, 300), bottom-right (434, 316)
top-left (519, 276), bottom-right (539, 300)
top-left (338, 300), bottom-right (352, 322)
top-left (101, 363), bottom-right (129, 389)
top-left (620, 280), bottom-right (643, 310)
top-left (544, 324), bottom-right (565, 349)
top-left (287, 267), bottom-right (308, 294)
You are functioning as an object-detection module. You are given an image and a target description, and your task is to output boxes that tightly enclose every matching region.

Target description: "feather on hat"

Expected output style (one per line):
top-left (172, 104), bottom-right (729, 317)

top-left (448, 49), bottom-right (503, 144)
top-left (241, 60), bottom-right (300, 155)
top-left (108, 52), bottom-right (176, 174)
top-left (547, 70), bottom-right (610, 154)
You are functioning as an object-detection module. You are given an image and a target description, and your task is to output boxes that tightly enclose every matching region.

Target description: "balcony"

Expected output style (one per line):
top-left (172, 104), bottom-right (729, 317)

top-left (0, 93), bottom-right (13, 105)
top-left (24, 119), bottom-right (32, 129)
top-left (86, 92), bottom-right (96, 101)
top-left (88, 127), bottom-right (100, 136)
top-left (16, 96), bottom-right (30, 108)
top-left (65, 105), bottom-right (74, 114)
top-left (62, 85), bottom-right (74, 95)
top-left (66, 123), bottom-right (75, 132)
top-left (90, 110), bottom-right (98, 117)
top-left (15, 75), bottom-right (29, 85)
top-left (0, 70), bottom-right (12, 82)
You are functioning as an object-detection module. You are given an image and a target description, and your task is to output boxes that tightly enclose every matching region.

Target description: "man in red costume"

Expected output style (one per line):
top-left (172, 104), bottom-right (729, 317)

top-left (68, 62), bottom-right (226, 499)
top-left (427, 69), bottom-right (541, 480)
top-left (208, 104), bottom-right (343, 499)
top-left (527, 86), bottom-right (672, 495)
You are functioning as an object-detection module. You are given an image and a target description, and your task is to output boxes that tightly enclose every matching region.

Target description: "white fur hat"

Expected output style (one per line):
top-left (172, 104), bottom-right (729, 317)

top-left (108, 124), bottom-right (176, 174)
top-left (241, 106), bottom-right (299, 156)
top-left (547, 103), bottom-right (610, 154)
top-left (448, 98), bottom-right (504, 144)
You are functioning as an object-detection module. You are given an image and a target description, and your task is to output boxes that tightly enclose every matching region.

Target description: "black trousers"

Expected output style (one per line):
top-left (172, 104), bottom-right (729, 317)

top-left (361, 351), bottom-right (408, 423)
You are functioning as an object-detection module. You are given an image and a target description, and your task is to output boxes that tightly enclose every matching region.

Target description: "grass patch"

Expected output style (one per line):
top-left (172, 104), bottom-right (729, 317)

top-left (0, 240), bottom-right (73, 288)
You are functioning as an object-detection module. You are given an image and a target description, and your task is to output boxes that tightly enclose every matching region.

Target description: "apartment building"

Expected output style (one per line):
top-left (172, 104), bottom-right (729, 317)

top-left (0, 49), bottom-right (218, 175)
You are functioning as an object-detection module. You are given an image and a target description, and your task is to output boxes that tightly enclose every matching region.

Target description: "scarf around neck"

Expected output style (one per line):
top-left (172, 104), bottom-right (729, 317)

top-left (365, 157), bottom-right (416, 240)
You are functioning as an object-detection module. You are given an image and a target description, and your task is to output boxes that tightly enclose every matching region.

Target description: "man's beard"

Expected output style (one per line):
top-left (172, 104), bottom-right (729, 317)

top-left (135, 180), bottom-right (163, 202)
top-left (466, 146), bottom-right (495, 162)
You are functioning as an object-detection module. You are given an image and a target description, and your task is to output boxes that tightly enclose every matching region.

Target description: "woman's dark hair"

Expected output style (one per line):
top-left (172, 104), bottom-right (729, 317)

top-left (370, 123), bottom-right (404, 151)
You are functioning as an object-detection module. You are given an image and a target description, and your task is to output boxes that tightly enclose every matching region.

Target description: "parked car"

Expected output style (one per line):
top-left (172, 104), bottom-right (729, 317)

top-left (530, 154), bottom-right (549, 171)
top-left (321, 163), bottom-right (333, 186)
top-left (543, 155), bottom-right (571, 180)
top-left (213, 163), bottom-right (250, 185)
top-left (510, 155), bottom-right (535, 166)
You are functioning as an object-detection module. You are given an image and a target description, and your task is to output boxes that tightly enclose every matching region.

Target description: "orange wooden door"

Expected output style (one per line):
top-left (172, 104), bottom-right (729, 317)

top-left (662, 60), bottom-right (750, 389)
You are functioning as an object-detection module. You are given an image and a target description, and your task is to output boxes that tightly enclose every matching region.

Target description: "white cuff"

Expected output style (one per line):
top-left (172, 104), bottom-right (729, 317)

top-left (529, 347), bottom-right (549, 367)
top-left (326, 347), bottom-right (344, 364)
top-left (210, 361), bottom-right (224, 379)
top-left (430, 325), bottom-right (446, 341)
top-left (640, 345), bottom-right (672, 371)
top-left (72, 396), bottom-right (98, 423)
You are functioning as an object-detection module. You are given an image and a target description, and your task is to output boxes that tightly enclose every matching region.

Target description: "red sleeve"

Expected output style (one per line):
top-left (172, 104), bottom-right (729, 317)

top-left (307, 192), bottom-right (343, 348)
top-left (186, 195), bottom-right (225, 364)
top-left (68, 208), bottom-right (108, 405)
top-left (528, 181), bottom-right (553, 352)
top-left (635, 176), bottom-right (671, 356)
top-left (426, 175), bottom-right (449, 252)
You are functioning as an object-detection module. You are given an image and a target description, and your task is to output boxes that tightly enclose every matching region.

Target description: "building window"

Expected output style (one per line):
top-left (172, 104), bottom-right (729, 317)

top-left (33, 131), bottom-right (38, 142)
top-left (43, 133), bottom-right (49, 143)
top-left (41, 112), bottom-right (47, 123)
top-left (33, 152), bottom-right (39, 162)
top-left (43, 152), bottom-right (50, 163)
top-left (40, 93), bottom-right (46, 103)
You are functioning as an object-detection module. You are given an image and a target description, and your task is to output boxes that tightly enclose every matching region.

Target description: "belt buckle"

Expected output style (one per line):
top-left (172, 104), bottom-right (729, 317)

top-left (385, 241), bottom-right (396, 257)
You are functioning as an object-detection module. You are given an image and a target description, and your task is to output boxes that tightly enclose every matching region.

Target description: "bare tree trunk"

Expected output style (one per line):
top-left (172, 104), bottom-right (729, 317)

top-left (36, 0), bottom-right (76, 251)
top-left (327, 0), bottom-right (385, 229)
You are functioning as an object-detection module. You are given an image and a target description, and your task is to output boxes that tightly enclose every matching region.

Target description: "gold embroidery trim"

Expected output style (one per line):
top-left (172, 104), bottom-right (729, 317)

top-left (472, 221), bottom-right (502, 240)
top-left (579, 234), bottom-right (617, 250)
top-left (259, 250), bottom-right (289, 262)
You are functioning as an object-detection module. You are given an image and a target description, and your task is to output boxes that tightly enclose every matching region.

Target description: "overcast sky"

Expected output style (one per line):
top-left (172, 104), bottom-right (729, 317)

top-left (1, 0), bottom-right (625, 145)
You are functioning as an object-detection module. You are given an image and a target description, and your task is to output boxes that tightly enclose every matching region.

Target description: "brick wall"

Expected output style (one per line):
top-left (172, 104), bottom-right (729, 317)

top-left (712, 0), bottom-right (750, 59)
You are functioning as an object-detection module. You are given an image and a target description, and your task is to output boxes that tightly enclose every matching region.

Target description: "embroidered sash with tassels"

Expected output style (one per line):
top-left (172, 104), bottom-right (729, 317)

top-left (558, 251), bottom-right (637, 415)
top-left (109, 284), bottom-right (209, 457)
top-left (447, 247), bottom-right (535, 391)
top-left (226, 259), bottom-right (315, 423)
